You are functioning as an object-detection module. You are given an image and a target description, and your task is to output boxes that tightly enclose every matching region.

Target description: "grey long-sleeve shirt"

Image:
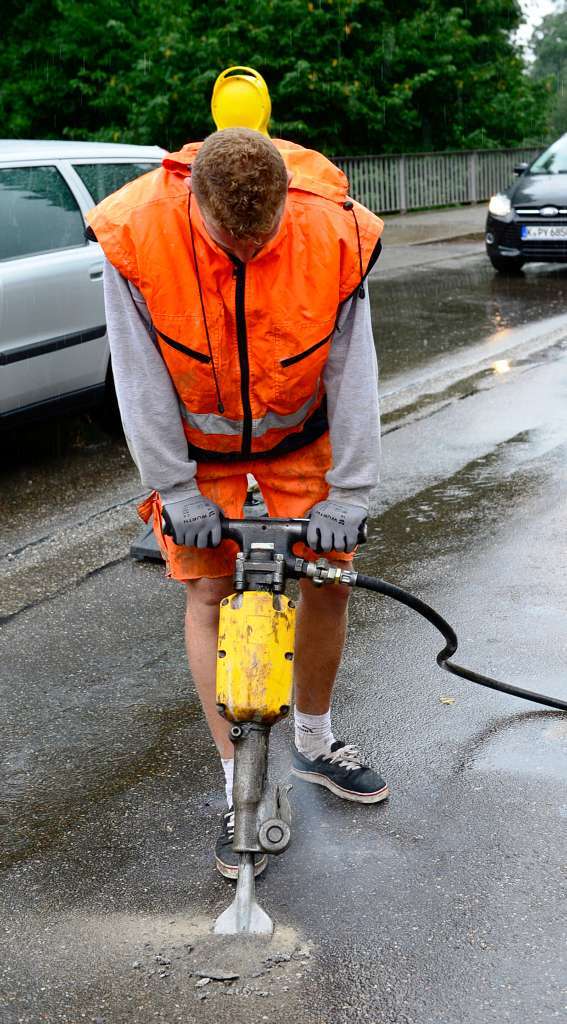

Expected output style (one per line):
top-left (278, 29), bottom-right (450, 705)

top-left (103, 260), bottom-right (381, 510)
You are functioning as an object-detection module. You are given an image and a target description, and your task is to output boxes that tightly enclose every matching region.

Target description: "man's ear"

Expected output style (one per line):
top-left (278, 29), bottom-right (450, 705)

top-left (286, 170), bottom-right (293, 188)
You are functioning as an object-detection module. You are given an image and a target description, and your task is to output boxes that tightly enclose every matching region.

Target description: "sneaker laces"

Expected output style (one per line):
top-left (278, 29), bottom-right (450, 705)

top-left (224, 808), bottom-right (235, 835)
top-left (322, 743), bottom-right (363, 772)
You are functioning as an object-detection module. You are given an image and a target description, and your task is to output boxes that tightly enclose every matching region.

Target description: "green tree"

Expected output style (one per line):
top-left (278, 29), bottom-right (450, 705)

top-left (531, 2), bottom-right (567, 137)
top-left (0, 0), bottom-right (148, 139)
top-left (0, 0), bottom-right (550, 154)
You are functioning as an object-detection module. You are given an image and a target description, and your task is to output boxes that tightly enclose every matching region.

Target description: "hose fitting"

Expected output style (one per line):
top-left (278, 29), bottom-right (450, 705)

top-left (292, 556), bottom-right (358, 588)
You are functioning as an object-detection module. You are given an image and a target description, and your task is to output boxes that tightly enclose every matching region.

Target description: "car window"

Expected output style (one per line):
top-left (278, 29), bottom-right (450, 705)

top-left (530, 136), bottom-right (567, 175)
top-left (0, 165), bottom-right (86, 262)
top-left (73, 162), bottom-right (158, 203)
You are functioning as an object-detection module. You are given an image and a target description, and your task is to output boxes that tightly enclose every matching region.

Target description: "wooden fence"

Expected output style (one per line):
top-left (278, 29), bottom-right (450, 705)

top-left (333, 147), bottom-right (542, 213)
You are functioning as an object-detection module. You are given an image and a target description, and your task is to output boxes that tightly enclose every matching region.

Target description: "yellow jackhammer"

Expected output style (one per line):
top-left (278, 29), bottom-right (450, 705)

top-left (212, 516), bottom-right (362, 936)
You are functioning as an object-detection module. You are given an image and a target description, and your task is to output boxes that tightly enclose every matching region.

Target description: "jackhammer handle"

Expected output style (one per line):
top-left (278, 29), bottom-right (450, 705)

top-left (220, 515), bottom-right (307, 553)
top-left (219, 515), bottom-right (367, 552)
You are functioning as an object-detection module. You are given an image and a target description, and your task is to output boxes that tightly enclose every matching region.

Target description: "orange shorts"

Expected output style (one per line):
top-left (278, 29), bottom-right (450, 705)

top-left (138, 432), bottom-right (354, 581)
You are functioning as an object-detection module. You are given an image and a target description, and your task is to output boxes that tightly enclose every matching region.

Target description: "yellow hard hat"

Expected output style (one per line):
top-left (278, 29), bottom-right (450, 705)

top-left (211, 66), bottom-right (272, 136)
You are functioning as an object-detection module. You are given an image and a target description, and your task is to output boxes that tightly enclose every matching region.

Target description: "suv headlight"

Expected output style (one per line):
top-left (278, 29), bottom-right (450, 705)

top-left (489, 193), bottom-right (512, 217)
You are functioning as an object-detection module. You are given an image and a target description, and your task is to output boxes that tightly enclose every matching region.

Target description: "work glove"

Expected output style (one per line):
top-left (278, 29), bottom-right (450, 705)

top-left (306, 499), bottom-right (367, 554)
top-left (161, 489), bottom-right (223, 548)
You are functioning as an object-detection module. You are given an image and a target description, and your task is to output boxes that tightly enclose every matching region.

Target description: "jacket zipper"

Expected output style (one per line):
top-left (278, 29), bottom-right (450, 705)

top-left (234, 259), bottom-right (253, 455)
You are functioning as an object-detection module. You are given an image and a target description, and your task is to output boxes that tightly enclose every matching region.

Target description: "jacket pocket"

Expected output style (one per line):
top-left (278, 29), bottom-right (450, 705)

top-left (280, 330), bottom-right (333, 367)
top-left (156, 328), bottom-right (211, 364)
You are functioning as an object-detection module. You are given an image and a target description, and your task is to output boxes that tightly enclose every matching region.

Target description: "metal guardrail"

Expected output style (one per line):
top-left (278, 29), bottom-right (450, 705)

top-left (334, 147), bottom-right (542, 213)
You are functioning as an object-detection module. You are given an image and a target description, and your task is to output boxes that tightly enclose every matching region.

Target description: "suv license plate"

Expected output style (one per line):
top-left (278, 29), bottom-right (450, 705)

top-left (521, 225), bottom-right (567, 241)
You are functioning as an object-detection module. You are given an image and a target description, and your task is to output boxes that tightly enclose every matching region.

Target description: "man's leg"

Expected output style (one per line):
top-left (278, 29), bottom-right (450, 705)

top-left (291, 561), bottom-right (389, 803)
top-left (185, 574), bottom-right (269, 877)
top-left (185, 576), bottom-right (234, 761)
top-left (293, 565), bottom-right (351, 716)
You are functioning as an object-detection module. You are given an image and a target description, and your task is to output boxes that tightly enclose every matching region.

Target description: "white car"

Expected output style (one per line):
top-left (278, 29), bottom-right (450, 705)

top-left (0, 140), bottom-right (164, 427)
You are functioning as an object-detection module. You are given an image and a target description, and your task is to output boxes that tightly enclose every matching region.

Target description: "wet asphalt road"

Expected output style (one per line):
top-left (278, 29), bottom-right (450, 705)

top-left (1, 252), bottom-right (567, 1024)
top-left (373, 245), bottom-right (567, 383)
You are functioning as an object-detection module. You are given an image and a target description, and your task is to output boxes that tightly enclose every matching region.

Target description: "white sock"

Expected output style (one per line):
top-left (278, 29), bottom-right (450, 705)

top-left (221, 757), bottom-right (234, 808)
top-left (294, 709), bottom-right (335, 760)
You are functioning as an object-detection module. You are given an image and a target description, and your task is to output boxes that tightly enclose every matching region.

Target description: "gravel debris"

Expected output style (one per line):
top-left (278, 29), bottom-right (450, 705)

top-left (195, 968), bottom-right (240, 982)
top-left (293, 946), bottom-right (311, 959)
top-left (263, 952), bottom-right (292, 966)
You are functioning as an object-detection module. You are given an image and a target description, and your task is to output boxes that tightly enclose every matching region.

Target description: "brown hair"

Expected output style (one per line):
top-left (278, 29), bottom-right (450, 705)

top-left (191, 128), bottom-right (288, 240)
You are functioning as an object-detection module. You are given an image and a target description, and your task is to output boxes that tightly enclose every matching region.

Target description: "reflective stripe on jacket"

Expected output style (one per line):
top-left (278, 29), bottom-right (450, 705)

top-left (86, 139), bottom-right (384, 460)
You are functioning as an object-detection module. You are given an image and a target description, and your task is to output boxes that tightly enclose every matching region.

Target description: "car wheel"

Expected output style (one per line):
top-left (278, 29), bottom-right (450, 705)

top-left (488, 251), bottom-right (525, 274)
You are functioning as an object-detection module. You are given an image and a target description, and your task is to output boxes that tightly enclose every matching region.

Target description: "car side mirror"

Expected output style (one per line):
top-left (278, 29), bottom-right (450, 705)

top-left (513, 162), bottom-right (529, 176)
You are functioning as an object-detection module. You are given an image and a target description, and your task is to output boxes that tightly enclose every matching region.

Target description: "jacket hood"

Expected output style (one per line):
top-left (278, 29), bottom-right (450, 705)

top-left (162, 138), bottom-right (349, 205)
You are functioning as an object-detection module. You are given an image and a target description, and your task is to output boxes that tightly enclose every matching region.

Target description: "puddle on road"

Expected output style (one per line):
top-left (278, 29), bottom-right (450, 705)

top-left (381, 336), bottom-right (567, 435)
top-left (371, 260), bottom-right (567, 382)
top-left (362, 424), bottom-right (567, 582)
top-left (460, 713), bottom-right (567, 780)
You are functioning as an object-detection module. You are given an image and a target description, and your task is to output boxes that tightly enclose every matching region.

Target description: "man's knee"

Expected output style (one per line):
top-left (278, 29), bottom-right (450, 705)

top-left (186, 575), bottom-right (234, 615)
top-left (299, 570), bottom-right (352, 613)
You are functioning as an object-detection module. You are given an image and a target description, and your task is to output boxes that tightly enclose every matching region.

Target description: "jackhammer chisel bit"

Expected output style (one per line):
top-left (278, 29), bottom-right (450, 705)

top-left (213, 724), bottom-right (274, 936)
top-left (213, 853), bottom-right (273, 935)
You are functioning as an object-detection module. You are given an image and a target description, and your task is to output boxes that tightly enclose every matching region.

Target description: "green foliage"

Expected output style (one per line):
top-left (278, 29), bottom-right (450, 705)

top-left (531, 2), bottom-right (567, 139)
top-left (0, 0), bottom-right (550, 154)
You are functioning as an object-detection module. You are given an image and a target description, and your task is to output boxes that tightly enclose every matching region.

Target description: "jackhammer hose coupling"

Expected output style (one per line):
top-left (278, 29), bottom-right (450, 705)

top-left (290, 556), bottom-right (358, 588)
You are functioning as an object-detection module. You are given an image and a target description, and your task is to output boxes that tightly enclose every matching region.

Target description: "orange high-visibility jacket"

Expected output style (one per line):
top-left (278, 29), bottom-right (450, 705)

top-left (87, 140), bottom-right (383, 462)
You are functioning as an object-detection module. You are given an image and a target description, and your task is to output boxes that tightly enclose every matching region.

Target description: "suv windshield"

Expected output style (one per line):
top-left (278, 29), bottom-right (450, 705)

top-left (530, 135), bottom-right (567, 175)
top-left (73, 161), bottom-right (159, 203)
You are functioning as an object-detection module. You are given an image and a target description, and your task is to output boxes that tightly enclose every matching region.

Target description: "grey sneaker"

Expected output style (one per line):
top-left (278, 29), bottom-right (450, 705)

top-left (215, 808), bottom-right (268, 879)
top-left (291, 740), bottom-right (389, 804)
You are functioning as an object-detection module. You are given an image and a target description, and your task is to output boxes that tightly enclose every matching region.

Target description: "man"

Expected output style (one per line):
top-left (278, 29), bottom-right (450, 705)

top-left (87, 127), bottom-right (386, 879)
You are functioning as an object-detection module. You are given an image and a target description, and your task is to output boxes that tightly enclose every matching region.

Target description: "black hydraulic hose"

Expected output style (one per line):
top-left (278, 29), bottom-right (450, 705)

top-left (354, 573), bottom-right (567, 713)
top-left (218, 517), bottom-right (565, 713)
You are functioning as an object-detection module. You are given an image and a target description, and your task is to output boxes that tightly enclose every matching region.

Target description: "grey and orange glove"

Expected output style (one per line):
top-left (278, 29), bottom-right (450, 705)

top-left (306, 499), bottom-right (367, 553)
top-left (161, 487), bottom-right (223, 548)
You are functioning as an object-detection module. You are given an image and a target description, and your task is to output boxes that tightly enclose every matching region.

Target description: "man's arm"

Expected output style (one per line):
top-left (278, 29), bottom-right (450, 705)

top-left (102, 260), bottom-right (198, 499)
top-left (322, 288), bottom-right (381, 511)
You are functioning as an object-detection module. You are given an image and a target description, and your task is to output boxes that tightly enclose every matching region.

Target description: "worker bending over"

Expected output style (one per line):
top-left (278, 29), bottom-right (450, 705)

top-left (87, 128), bottom-right (387, 879)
